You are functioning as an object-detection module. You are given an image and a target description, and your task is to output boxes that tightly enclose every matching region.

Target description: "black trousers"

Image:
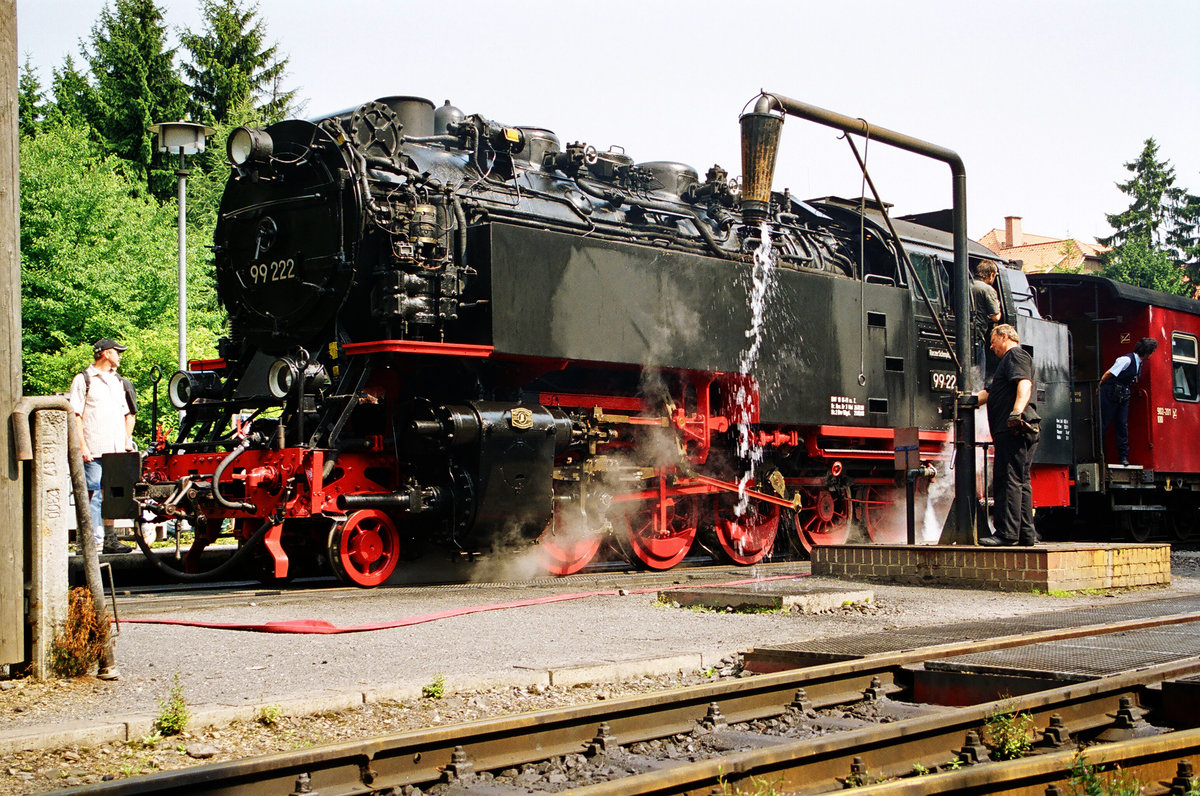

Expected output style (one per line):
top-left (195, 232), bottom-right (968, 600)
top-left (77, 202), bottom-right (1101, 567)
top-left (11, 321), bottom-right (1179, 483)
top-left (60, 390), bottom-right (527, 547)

top-left (1099, 382), bottom-right (1131, 460)
top-left (992, 430), bottom-right (1038, 542)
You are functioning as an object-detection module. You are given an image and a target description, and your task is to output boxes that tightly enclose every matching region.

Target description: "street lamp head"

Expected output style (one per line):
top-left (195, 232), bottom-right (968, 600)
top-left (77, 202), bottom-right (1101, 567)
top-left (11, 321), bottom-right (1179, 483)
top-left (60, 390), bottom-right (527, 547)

top-left (149, 121), bottom-right (216, 155)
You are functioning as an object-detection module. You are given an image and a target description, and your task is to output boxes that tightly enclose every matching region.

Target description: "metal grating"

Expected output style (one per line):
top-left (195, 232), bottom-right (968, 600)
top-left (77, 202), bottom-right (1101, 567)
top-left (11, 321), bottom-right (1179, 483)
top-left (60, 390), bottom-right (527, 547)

top-left (928, 625), bottom-right (1200, 680)
top-left (748, 594), bottom-right (1200, 672)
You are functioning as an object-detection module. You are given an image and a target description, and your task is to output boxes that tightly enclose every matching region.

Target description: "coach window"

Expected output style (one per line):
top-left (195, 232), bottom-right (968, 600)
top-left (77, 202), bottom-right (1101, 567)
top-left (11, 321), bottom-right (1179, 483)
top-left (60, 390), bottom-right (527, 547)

top-left (1172, 332), bottom-right (1199, 402)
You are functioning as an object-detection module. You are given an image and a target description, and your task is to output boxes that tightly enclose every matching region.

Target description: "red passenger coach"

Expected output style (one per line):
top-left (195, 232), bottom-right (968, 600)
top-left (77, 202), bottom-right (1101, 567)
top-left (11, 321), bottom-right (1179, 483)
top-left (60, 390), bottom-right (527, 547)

top-left (1029, 273), bottom-right (1200, 540)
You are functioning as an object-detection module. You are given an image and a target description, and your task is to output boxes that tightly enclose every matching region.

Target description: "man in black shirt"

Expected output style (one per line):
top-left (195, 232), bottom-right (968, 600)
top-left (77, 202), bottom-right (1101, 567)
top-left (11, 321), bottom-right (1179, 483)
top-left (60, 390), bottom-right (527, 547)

top-left (973, 324), bottom-right (1039, 546)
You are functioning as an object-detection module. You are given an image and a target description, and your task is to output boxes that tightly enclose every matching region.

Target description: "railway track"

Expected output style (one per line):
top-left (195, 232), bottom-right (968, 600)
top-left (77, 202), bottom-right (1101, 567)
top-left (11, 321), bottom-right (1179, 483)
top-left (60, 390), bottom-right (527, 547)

top-left (52, 611), bottom-right (1200, 795)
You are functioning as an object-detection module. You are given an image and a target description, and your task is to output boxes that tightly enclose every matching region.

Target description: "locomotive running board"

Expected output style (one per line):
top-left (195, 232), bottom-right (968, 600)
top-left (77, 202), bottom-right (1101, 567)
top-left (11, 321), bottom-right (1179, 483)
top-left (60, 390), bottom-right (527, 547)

top-left (342, 340), bottom-right (496, 357)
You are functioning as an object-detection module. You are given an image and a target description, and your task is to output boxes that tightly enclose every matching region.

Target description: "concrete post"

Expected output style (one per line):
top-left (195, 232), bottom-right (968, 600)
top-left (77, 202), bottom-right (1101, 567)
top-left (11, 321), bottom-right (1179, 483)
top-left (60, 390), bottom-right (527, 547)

top-left (28, 410), bottom-right (68, 677)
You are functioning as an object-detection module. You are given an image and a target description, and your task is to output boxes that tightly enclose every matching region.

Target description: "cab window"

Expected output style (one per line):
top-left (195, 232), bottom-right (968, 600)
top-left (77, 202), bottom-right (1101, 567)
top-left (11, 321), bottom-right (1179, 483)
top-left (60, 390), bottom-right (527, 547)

top-left (908, 252), bottom-right (945, 306)
top-left (1172, 332), bottom-right (1199, 402)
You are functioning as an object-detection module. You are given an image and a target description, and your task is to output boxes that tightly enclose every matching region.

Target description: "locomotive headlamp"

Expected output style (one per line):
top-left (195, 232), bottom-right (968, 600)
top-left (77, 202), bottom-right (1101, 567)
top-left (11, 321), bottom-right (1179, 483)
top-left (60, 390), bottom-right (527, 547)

top-left (228, 127), bottom-right (274, 166)
top-left (167, 370), bottom-right (222, 409)
top-left (267, 357), bottom-right (327, 400)
top-left (267, 357), bottom-right (299, 400)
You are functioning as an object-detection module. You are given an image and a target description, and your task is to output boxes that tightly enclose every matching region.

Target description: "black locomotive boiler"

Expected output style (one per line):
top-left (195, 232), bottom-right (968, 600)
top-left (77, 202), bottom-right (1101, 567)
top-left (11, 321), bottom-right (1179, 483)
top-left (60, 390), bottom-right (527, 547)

top-left (118, 93), bottom-right (1067, 586)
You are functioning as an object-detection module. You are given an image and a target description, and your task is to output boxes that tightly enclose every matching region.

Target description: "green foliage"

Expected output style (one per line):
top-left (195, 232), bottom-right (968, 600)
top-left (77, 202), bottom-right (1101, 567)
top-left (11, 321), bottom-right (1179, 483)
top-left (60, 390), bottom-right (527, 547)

top-left (1102, 237), bottom-right (1190, 296)
top-left (984, 705), bottom-right (1035, 761)
top-left (1100, 137), bottom-right (1199, 296)
top-left (1100, 138), bottom-right (1179, 250)
top-left (20, 119), bottom-right (225, 443)
top-left (1066, 751), bottom-right (1146, 796)
top-left (47, 55), bottom-right (95, 129)
top-left (180, 0), bottom-right (299, 125)
top-left (715, 773), bottom-right (790, 795)
top-left (18, 58), bottom-right (46, 137)
top-left (255, 703), bottom-right (283, 727)
top-left (154, 673), bottom-right (190, 735)
top-left (422, 674), bottom-right (446, 700)
top-left (85, 0), bottom-right (188, 198)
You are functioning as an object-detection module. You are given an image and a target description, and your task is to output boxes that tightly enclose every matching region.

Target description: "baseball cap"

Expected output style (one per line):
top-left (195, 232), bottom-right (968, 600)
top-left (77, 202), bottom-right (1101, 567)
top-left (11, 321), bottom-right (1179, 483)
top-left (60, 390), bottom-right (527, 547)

top-left (93, 338), bottom-right (128, 358)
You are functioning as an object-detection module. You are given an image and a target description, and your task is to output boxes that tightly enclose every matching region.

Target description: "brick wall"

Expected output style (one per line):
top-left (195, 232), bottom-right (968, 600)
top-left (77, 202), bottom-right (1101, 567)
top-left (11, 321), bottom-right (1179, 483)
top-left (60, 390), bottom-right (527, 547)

top-left (811, 544), bottom-right (1170, 592)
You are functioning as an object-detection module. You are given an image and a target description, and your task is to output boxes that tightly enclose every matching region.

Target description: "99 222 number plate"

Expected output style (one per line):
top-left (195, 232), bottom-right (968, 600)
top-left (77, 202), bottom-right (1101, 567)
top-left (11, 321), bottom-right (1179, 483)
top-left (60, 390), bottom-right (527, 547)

top-left (247, 258), bottom-right (297, 285)
top-left (930, 371), bottom-right (958, 392)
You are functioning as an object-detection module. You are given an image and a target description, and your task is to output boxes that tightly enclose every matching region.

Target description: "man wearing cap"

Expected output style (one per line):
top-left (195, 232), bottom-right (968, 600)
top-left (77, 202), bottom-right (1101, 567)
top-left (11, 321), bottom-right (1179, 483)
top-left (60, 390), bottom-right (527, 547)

top-left (69, 339), bottom-right (136, 554)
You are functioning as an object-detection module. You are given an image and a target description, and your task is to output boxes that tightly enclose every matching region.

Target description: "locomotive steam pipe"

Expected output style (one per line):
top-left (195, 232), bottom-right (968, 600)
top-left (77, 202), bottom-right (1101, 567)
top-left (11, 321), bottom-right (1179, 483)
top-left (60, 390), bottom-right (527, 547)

top-left (211, 436), bottom-right (257, 512)
top-left (745, 91), bottom-right (976, 543)
top-left (337, 488), bottom-right (442, 513)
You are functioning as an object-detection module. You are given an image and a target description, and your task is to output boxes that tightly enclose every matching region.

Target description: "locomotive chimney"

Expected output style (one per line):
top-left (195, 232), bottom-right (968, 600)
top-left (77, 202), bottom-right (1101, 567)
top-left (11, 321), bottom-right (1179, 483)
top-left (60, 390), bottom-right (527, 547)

top-left (739, 95), bottom-right (784, 225)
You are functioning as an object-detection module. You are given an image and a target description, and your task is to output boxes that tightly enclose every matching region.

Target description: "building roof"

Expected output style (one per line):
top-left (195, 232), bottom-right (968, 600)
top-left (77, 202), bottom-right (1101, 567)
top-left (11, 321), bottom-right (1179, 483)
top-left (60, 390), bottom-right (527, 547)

top-left (979, 225), bottom-right (1107, 274)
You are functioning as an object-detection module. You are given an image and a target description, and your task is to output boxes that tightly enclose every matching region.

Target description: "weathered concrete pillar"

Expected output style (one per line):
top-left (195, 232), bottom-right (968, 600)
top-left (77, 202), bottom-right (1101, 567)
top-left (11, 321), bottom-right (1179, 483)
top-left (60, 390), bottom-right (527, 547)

top-left (29, 410), bottom-right (69, 678)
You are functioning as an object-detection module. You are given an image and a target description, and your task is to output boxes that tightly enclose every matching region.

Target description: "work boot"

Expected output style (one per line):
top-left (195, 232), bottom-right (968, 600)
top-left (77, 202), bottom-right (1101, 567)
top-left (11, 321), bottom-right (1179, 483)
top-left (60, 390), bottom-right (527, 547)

top-left (102, 527), bottom-right (133, 554)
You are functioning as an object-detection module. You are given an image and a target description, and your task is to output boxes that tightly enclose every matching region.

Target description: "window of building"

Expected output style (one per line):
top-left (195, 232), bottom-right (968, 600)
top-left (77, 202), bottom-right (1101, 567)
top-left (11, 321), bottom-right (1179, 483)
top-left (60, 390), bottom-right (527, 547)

top-left (1172, 332), bottom-right (1199, 402)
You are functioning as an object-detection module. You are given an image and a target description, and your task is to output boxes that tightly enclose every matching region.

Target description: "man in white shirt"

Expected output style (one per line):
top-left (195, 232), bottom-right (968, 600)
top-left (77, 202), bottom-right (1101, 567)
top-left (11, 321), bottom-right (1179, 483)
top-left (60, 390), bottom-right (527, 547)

top-left (1098, 337), bottom-right (1158, 466)
top-left (68, 338), bottom-right (136, 554)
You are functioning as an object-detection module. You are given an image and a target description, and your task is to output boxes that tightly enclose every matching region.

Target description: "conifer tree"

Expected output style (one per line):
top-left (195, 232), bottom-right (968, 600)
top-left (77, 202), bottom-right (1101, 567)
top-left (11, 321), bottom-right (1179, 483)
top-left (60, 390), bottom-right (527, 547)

top-left (47, 55), bottom-right (95, 128)
top-left (1099, 138), bottom-right (1194, 296)
top-left (180, 0), bottom-right (298, 125)
top-left (1098, 138), bottom-right (1181, 250)
top-left (18, 59), bottom-right (45, 137)
top-left (85, 0), bottom-right (187, 197)
top-left (1167, 191), bottom-right (1200, 295)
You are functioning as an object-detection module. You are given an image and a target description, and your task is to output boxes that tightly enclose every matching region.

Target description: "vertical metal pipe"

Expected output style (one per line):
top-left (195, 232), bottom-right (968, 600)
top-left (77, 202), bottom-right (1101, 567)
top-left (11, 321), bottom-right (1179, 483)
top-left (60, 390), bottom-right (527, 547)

top-left (177, 152), bottom-right (187, 372)
top-left (755, 93), bottom-right (976, 543)
top-left (951, 171), bottom-right (977, 543)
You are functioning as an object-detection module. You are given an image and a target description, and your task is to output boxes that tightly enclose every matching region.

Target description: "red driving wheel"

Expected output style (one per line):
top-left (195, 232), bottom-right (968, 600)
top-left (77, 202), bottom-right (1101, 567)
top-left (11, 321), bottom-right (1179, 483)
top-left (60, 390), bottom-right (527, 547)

top-left (327, 509), bottom-right (401, 588)
top-left (621, 498), bottom-right (699, 570)
top-left (793, 488), bottom-right (851, 552)
top-left (537, 503), bottom-right (604, 576)
top-left (713, 499), bottom-right (780, 565)
top-left (857, 485), bottom-right (902, 543)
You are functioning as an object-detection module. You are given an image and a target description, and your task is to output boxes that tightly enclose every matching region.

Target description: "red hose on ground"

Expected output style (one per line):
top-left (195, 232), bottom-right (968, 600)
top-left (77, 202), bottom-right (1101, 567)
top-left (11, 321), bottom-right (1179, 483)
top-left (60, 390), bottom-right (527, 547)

top-left (118, 574), bottom-right (807, 634)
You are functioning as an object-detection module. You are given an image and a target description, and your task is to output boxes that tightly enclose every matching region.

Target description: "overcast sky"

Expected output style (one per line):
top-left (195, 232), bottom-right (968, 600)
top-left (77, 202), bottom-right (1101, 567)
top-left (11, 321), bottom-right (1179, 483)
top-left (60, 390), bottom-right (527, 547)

top-left (16, 0), bottom-right (1200, 244)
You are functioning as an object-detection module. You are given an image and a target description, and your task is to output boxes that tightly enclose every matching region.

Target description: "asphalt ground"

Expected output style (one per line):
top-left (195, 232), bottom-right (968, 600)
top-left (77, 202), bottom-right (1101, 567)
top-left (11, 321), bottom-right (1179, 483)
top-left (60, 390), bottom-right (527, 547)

top-left (6, 552), bottom-right (1200, 755)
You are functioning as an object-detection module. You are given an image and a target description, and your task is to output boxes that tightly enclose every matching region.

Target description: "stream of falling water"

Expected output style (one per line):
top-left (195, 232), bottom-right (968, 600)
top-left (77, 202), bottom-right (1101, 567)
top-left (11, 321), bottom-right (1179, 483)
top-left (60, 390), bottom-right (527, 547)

top-left (734, 222), bottom-right (778, 529)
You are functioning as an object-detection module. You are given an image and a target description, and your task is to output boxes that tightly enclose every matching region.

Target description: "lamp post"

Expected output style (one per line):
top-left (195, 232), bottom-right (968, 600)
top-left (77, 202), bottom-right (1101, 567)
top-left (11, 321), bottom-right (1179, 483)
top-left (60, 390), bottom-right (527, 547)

top-left (148, 121), bottom-right (214, 371)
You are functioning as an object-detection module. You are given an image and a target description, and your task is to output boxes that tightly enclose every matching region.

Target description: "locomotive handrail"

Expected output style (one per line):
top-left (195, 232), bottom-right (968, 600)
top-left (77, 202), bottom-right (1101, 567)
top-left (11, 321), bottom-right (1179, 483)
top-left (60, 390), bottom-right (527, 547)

top-left (757, 91), bottom-right (976, 543)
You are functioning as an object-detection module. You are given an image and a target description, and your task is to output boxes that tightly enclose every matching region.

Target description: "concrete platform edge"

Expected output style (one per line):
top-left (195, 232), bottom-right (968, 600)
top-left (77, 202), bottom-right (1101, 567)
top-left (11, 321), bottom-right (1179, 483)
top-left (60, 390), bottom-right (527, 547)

top-left (0, 651), bottom-right (719, 755)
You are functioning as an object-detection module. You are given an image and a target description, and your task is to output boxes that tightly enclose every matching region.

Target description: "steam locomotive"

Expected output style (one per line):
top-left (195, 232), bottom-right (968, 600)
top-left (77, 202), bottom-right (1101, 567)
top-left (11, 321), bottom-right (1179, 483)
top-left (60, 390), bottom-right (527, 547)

top-left (113, 93), bottom-right (1079, 587)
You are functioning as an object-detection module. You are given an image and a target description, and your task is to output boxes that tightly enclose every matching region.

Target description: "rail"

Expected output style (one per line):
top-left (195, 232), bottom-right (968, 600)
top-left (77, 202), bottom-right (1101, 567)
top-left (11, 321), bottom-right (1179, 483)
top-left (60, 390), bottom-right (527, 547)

top-left (51, 612), bottom-right (1200, 795)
